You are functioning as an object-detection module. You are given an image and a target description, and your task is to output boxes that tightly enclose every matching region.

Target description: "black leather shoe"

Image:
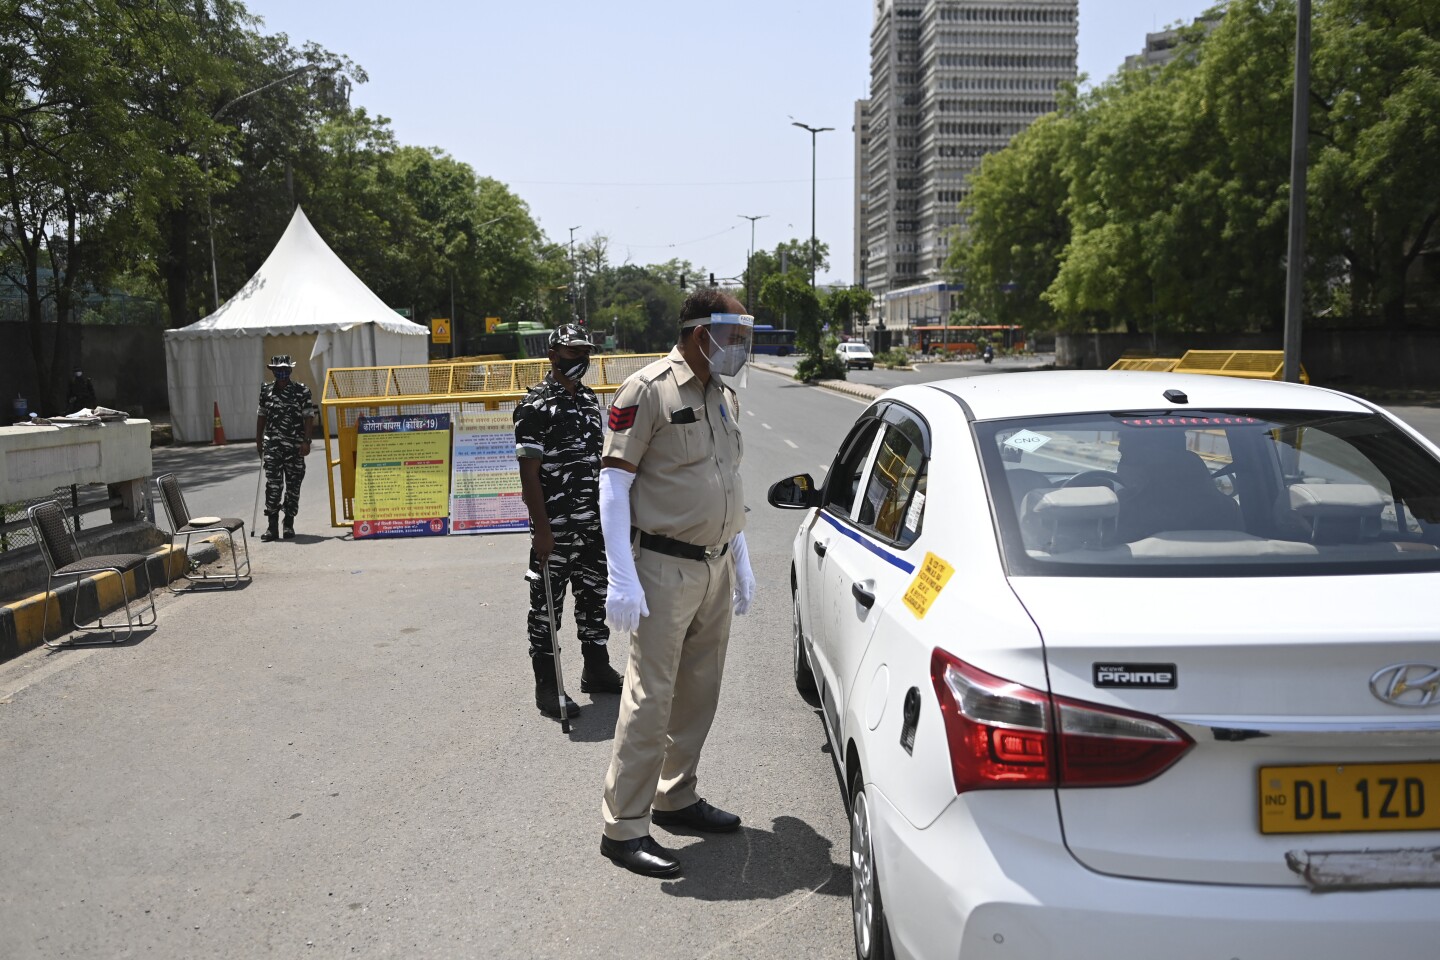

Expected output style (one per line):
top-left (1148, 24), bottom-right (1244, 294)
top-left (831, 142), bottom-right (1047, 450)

top-left (580, 662), bottom-right (623, 694)
top-left (601, 834), bottom-right (681, 877)
top-left (651, 798), bottom-right (741, 833)
top-left (535, 676), bottom-right (580, 719)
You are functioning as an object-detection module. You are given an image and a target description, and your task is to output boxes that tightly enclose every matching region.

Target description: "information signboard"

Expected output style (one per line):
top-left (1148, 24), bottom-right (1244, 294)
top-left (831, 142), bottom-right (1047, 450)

top-left (352, 413), bottom-right (452, 539)
top-left (449, 411), bottom-right (528, 534)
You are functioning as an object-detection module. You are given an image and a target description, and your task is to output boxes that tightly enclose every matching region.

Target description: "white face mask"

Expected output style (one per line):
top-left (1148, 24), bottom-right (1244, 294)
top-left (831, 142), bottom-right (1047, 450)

top-left (702, 331), bottom-right (750, 379)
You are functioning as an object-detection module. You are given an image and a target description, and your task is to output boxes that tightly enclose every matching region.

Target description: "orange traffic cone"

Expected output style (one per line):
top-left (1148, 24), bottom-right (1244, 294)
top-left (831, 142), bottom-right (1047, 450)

top-left (212, 401), bottom-right (227, 446)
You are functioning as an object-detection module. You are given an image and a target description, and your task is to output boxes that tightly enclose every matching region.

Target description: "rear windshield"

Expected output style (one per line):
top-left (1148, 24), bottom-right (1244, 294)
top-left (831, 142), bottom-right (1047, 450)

top-left (976, 410), bottom-right (1440, 577)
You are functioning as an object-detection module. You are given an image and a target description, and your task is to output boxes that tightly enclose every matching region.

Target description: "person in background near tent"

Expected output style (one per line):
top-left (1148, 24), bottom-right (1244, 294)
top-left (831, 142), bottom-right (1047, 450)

top-left (67, 369), bottom-right (96, 411)
top-left (514, 324), bottom-right (624, 720)
top-left (255, 355), bottom-right (315, 542)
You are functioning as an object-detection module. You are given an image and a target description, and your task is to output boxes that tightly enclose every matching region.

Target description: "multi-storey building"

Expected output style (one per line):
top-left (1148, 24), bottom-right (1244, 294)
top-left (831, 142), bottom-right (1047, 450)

top-left (859, 0), bottom-right (1077, 335)
top-left (1122, 13), bottom-right (1223, 72)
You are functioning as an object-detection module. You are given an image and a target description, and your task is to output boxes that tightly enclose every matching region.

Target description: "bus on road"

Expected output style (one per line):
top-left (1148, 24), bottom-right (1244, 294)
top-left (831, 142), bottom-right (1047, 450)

top-left (913, 324), bottom-right (1024, 357)
top-left (752, 325), bottom-right (797, 356)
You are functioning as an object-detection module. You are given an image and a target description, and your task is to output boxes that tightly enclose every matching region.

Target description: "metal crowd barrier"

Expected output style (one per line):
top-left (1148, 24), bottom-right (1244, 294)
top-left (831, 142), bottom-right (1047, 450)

top-left (1108, 350), bottom-right (1308, 383)
top-left (318, 355), bottom-right (664, 529)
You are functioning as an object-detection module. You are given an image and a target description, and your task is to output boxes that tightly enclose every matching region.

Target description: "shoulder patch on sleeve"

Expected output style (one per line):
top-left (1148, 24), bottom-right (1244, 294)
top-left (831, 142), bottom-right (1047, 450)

top-left (609, 404), bottom-right (638, 431)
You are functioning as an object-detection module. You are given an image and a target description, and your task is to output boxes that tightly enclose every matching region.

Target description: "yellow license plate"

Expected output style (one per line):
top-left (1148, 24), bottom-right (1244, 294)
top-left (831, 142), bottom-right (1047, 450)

top-left (1259, 761), bottom-right (1440, 835)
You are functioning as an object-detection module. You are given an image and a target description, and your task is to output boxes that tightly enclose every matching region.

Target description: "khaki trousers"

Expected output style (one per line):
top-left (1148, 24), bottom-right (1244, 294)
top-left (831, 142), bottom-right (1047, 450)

top-left (602, 545), bottom-right (734, 841)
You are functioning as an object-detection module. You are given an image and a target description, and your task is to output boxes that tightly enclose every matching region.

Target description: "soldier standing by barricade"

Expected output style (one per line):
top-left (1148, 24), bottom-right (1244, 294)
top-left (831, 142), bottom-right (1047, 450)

top-left (514, 324), bottom-right (624, 720)
top-left (254, 355), bottom-right (315, 542)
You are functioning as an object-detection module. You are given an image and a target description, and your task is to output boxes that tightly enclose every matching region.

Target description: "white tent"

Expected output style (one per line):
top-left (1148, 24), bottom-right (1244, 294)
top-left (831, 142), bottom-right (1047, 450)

top-left (164, 206), bottom-right (429, 442)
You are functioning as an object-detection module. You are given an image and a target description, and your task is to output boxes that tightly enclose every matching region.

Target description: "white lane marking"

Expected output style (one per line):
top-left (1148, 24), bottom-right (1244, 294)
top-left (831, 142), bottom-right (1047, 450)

top-left (746, 410), bottom-right (755, 417)
top-left (761, 423), bottom-right (772, 430)
top-left (783, 439), bottom-right (798, 449)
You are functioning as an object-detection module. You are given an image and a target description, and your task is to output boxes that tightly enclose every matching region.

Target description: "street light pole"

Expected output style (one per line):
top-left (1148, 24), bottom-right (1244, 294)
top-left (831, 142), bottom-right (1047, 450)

top-left (738, 214), bottom-right (768, 311)
top-left (1282, 0), bottom-right (1311, 384)
top-left (207, 65), bottom-right (319, 311)
top-left (791, 121), bottom-right (833, 288)
top-left (568, 225), bottom-right (582, 323)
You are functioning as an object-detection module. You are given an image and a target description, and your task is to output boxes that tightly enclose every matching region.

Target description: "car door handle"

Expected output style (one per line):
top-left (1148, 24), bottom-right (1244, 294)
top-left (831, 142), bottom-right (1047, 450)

top-left (851, 582), bottom-right (875, 609)
top-left (813, 540), bottom-right (827, 558)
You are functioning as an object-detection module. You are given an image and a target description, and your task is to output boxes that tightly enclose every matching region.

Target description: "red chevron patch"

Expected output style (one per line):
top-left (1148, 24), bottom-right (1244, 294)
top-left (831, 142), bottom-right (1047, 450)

top-left (608, 404), bottom-right (638, 431)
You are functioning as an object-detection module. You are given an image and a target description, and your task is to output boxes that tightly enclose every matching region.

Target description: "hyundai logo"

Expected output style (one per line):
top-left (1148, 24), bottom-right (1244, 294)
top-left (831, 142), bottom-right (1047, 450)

top-left (1370, 663), bottom-right (1440, 708)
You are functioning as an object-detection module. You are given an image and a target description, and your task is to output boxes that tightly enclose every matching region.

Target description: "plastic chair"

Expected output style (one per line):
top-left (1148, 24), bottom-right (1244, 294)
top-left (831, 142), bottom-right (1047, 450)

top-left (154, 473), bottom-right (251, 590)
top-left (27, 500), bottom-right (158, 647)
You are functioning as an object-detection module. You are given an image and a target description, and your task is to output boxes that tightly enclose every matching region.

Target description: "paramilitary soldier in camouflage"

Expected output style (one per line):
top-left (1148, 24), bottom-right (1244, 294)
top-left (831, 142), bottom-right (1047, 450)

top-left (255, 355), bottom-right (315, 542)
top-left (514, 324), bottom-right (624, 719)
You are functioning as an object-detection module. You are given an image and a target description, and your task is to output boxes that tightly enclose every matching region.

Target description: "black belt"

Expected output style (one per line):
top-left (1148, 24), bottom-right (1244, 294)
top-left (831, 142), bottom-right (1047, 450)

top-left (633, 528), bottom-right (728, 562)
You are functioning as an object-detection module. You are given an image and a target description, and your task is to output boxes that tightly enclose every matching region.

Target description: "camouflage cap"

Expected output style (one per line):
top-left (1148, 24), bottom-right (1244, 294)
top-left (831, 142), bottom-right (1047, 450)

top-left (548, 324), bottom-right (592, 350)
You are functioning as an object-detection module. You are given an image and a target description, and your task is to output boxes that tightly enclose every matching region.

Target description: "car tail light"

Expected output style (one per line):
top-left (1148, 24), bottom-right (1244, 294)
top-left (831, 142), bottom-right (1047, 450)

top-left (930, 649), bottom-right (1193, 794)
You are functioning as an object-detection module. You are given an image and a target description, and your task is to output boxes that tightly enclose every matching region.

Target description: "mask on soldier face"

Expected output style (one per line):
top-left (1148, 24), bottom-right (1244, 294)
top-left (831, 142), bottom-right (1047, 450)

top-left (274, 368), bottom-right (291, 381)
top-left (557, 357), bottom-right (590, 382)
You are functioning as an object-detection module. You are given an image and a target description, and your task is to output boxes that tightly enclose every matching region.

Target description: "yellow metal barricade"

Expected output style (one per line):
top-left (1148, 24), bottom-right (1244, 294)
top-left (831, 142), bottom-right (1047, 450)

top-left (319, 355), bottom-right (664, 528)
top-left (1171, 350), bottom-right (1309, 384)
top-left (1108, 357), bottom-right (1181, 372)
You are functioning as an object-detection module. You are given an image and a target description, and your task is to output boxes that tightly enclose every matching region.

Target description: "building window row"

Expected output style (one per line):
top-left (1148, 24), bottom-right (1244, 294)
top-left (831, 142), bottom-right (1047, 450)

top-left (936, 52), bottom-right (1074, 70)
top-left (936, 120), bottom-right (1027, 137)
top-left (936, 74), bottom-right (1064, 92)
top-left (936, 5), bottom-right (1075, 24)
top-left (937, 30), bottom-right (1076, 48)
top-left (936, 190), bottom-right (969, 204)
top-left (935, 97), bottom-right (1056, 114)
top-left (935, 143), bottom-right (995, 159)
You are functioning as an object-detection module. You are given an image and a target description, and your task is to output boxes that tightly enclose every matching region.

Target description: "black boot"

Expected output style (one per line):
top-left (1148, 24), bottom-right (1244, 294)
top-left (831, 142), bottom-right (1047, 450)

top-left (282, 514), bottom-right (296, 540)
top-left (260, 513), bottom-right (279, 542)
top-left (533, 655), bottom-right (580, 719)
top-left (580, 643), bottom-right (624, 694)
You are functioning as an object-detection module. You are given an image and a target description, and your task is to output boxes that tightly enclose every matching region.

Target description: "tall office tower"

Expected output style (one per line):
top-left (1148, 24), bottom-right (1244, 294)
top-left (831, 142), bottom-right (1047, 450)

top-left (860, 0), bottom-right (1077, 326)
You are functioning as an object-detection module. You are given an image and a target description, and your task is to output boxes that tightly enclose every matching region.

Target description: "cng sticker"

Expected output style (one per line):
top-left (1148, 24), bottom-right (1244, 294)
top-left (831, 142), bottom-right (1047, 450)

top-left (903, 552), bottom-right (955, 620)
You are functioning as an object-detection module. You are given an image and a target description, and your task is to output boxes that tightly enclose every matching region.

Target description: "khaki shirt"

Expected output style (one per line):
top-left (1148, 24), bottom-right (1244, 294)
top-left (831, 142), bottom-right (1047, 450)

top-left (603, 347), bottom-right (745, 548)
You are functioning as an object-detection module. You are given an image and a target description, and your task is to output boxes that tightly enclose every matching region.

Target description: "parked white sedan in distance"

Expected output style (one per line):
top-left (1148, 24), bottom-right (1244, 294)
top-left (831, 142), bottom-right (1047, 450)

top-left (837, 341), bottom-right (875, 370)
top-left (768, 370), bottom-right (1440, 960)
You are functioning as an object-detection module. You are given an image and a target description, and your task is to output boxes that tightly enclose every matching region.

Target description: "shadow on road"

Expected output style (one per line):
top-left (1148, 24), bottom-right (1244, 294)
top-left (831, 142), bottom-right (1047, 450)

top-left (152, 445), bottom-right (264, 494)
top-left (561, 691), bottom-right (620, 743)
top-left (659, 814), bottom-right (849, 902)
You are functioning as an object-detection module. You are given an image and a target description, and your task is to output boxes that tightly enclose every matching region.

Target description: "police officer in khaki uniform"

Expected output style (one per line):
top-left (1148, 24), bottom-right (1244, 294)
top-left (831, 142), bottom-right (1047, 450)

top-left (596, 289), bottom-right (757, 877)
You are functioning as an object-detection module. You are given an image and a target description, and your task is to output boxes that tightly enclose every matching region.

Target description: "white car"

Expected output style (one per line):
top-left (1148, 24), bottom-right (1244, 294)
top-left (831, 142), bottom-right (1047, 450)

top-left (768, 370), bottom-right (1440, 960)
top-left (837, 341), bottom-right (875, 370)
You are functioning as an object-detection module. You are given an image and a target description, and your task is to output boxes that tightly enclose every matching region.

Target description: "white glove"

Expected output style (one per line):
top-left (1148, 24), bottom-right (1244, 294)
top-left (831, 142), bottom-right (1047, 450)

top-left (600, 467), bottom-right (648, 634)
top-left (731, 530), bottom-right (756, 615)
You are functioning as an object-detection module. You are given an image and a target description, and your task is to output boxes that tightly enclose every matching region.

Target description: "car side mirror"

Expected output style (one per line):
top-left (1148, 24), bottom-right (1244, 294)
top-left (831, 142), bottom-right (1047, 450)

top-left (768, 474), bottom-right (821, 510)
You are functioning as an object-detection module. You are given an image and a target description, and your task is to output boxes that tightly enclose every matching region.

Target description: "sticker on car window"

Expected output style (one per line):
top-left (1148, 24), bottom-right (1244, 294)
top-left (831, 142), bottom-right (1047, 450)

top-left (904, 491), bottom-right (925, 533)
top-left (902, 552), bottom-right (954, 620)
top-left (1003, 429), bottom-right (1051, 453)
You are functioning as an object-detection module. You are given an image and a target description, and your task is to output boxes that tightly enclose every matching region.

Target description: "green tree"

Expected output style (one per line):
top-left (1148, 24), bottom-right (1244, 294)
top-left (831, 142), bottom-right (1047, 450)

top-left (1308, 0), bottom-right (1440, 325)
top-left (947, 108), bottom-right (1077, 331)
top-left (826, 286), bottom-right (875, 336)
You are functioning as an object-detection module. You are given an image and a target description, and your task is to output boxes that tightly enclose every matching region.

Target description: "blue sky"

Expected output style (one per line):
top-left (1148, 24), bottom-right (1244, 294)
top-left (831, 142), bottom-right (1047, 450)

top-left (242, 1), bottom-right (1219, 290)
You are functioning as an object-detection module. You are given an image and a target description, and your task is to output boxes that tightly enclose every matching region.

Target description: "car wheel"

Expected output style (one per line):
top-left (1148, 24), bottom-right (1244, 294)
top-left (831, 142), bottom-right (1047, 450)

top-left (850, 774), bottom-right (894, 960)
top-left (793, 579), bottom-right (819, 703)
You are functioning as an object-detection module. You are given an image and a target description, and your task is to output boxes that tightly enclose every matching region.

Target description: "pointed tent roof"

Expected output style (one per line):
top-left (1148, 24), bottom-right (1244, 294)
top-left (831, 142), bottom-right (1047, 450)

top-left (164, 206), bottom-right (427, 340)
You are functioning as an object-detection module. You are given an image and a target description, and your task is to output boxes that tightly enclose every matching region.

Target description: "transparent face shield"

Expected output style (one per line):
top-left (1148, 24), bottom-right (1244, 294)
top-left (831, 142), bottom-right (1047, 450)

top-left (684, 313), bottom-right (754, 386)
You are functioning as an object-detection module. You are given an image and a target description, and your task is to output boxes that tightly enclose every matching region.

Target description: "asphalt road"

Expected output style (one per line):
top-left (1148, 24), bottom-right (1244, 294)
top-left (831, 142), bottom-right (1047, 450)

top-left (4, 362), bottom-right (1438, 960)
top-left (0, 366), bottom-right (869, 960)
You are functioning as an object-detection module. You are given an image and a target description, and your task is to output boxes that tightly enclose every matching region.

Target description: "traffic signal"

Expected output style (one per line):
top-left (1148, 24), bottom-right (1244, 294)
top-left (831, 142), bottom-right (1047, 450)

top-left (709, 273), bottom-right (717, 287)
top-left (680, 274), bottom-right (686, 289)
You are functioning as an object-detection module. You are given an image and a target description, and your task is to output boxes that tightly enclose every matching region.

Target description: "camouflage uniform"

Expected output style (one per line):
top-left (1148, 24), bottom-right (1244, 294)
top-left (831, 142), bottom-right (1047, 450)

top-left (513, 373), bottom-right (609, 658)
top-left (257, 379), bottom-right (314, 518)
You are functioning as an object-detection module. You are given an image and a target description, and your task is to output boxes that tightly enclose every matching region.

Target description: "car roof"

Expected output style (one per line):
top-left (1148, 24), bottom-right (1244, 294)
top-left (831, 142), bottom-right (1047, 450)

top-left (888, 370), bottom-right (1375, 421)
